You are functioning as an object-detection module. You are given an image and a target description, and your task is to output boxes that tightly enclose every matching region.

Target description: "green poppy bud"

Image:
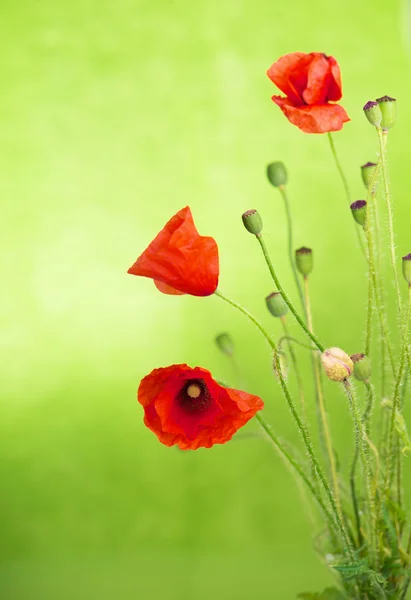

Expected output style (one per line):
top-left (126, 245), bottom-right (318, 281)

top-left (295, 247), bottom-right (313, 277)
top-left (402, 254), bottom-right (411, 286)
top-left (215, 333), bottom-right (234, 357)
top-left (351, 353), bottom-right (372, 382)
top-left (363, 100), bottom-right (382, 128)
top-left (376, 96), bottom-right (396, 131)
top-left (242, 209), bottom-right (263, 236)
top-left (321, 347), bottom-right (353, 382)
top-left (361, 162), bottom-right (377, 190)
top-left (350, 200), bottom-right (367, 228)
top-left (266, 291), bottom-right (288, 318)
top-left (266, 162), bottom-right (288, 188)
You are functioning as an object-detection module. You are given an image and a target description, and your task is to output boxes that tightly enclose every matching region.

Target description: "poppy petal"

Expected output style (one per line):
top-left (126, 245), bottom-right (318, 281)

top-left (128, 206), bottom-right (219, 297)
top-left (154, 280), bottom-right (185, 295)
top-left (327, 56), bottom-right (343, 102)
top-left (302, 54), bottom-right (331, 105)
top-left (272, 96), bottom-right (350, 134)
top-left (138, 364), bottom-right (264, 450)
top-left (267, 52), bottom-right (312, 106)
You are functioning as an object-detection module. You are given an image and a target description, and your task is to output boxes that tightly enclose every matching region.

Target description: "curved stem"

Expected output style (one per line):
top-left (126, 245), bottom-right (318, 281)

top-left (327, 133), bottom-right (366, 257)
top-left (385, 286), bottom-right (411, 492)
top-left (214, 289), bottom-right (276, 350)
top-left (215, 288), bottom-right (353, 556)
top-left (278, 336), bottom-right (317, 352)
top-left (327, 133), bottom-right (351, 203)
top-left (278, 185), bottom-right (306, 316)
top-left (280, 316), bottom-right (306, 423)
top-left (343, 380), bottom-right (377, 568)
top-left (256, 235), bottom-right (325, 352)
top-left (304, 275), bottom-right (342, 521)
top-left (377, 128), bottom-right (402, 312)
top-left (256, 413), bottom-right (337, 536)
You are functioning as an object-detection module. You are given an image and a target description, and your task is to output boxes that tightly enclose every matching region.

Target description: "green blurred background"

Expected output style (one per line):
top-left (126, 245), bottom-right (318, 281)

top-left (1, 0), bottom-right (411, 598)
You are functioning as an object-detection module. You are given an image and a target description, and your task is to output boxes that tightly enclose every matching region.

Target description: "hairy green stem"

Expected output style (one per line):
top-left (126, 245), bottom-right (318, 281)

top-left (304, 275), bottom-right (342, 519)
top-left (278, 185), bottom-right (306, 316)
top-left (215, 288), bottom-right (353, 556)
top-left (278, 336), bottom-right (317, 352)
top-left (343, 380), bottom-right (377, 567)
top-left (280, 316), bottom-right (307, 423)
top-left (256, 234), bottom-right (325, 352)
top-left (385, 287), bottom-right (411, 492)
top-left (364, 211), bottom-right (396, 376)
top-left (256, 413), bottom-right (337, 536)
top-left (328, 132), bottom-right (366, 257)
top-left (377, 128), bottom-right (402, 313)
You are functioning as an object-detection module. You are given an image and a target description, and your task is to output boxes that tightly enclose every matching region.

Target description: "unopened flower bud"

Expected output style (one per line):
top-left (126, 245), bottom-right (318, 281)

top-left (350, 200), bottom-right (367, 228)
top-left (351, 353), bottom-right (372, 382)
top-left (295, 247), bottom-right (313, 277)
top-left (402, 254), bottom-right (411, 286)
top-left (321, 347), bottom-right (353, 382)
top-left (266, 161), bottom-right (288, 188)
top-left (215, 333), bottom-right (234, 357)
top-left (361, 162), bottom-right (377, 190)
top-left (273, 352), bottom-right (288, 381)
top-left (376, 96), bottom-right (396, 131)
top-left (242, 209), bottom-right (263, 236)
top-left (363, 101), bottom-right (382, 128)
top-left (266, 291), bottom-right (288, 318)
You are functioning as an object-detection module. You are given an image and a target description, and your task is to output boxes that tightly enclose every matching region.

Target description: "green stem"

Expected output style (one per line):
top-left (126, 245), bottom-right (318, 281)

top-left (278, 185), bottom-right (306, 316)
top-left (327, 133), bottom-right (351, 203)
top-left (377, 128), bottom-right (402, 313)
top-left (304, 275), bottom-right (342, 519)
top-left (280, 316), bottom-right (307, 423)
top-left (327, 132), bottom-right (366, 257)
top-left (214, 290), bottom-right (276, 350)
top-left (256, 234), bottom-right (325, 352)
top-left (364, 213), bottom-right (396, 376)
top-left (278, 336), bottom-right (316, 352)
top-left (385, 287), bottom-right (411, 492)
top-left (256, 413), bottom-right (337, 536)
top-left (215, 288), bottom-right (353, 556)
top-left (343, 380), bottom-right (377, 568)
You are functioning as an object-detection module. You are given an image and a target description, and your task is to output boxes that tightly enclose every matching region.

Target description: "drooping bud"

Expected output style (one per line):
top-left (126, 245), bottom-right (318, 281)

top-left (350, 200), bottom-right (367, 228)
top-left (361, 162), bottom-right (377, 190)
top-left (266, 161), bottom-right (288, 188)
top-left (273, 351), bottom-right (288, 381)
top-left (215, 333), bottom-right (234, 357)
top-left (295, 247), bottom-right (313, 277)
top-left (242, 209), bottom-right (263, 236)
top-left (363, 101), bottom-right (382, 128)
top-left (402, 254), bottom-right (411, 286)
top-left (376, 96), bottom-right (396, 131)
top-left (351, 353), bottom-right (372, 382)
top-left (266, 291), bottom-right (288, 318)
top-left (321, 347), bottom-right (353, 382)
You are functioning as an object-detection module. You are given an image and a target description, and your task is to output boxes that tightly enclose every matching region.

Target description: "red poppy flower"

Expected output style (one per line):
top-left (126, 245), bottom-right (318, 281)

top-left (128, 206), bottom-right (219, 296)
top-left (267, 52), bottom-right (350, 134)
top-left (138, 364), bottom-right (264, 450)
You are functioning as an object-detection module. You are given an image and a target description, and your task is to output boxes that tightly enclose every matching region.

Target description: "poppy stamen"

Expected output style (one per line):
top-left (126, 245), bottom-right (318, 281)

top-left (178, 379), bottom-right (213, 415)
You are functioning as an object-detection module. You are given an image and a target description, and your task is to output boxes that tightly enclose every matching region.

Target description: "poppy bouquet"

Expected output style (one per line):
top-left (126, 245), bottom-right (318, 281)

top-left (129, 52), bottom-right (410, 599)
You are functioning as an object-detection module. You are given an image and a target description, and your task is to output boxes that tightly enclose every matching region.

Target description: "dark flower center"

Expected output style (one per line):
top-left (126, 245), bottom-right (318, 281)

top-left (177, 378), bottom-right (213, 415)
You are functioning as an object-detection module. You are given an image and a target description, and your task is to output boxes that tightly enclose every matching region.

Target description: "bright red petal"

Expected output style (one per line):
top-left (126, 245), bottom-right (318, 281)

top-left (272, 96), bottom-right (350, 134)
top-left (302, 53), bottom-right (331, 105)
top-left (137, 365), bottom-right (263, 450)
top-left (327, 56), bottom-right (343, 102)
top-left (128, 206), bottom-right (219, 297)
top-left (153, 280), bottom-right (185, 295)
top-left (267, 52), bottom-right (312, 106)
